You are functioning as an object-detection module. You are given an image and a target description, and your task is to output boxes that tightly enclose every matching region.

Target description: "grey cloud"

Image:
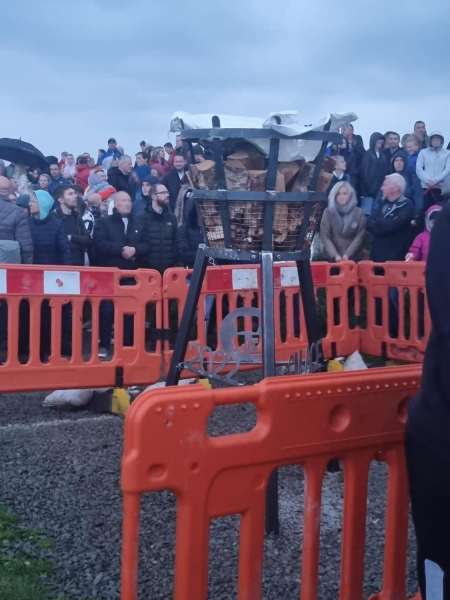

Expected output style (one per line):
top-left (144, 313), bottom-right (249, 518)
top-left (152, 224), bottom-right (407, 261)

top-left (1, 0), bottom-right (449, 156)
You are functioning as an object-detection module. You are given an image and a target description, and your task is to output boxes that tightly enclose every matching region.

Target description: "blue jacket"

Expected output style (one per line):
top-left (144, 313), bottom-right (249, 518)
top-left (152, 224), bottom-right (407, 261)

top-left (49, 176), bottom-right (71, 194)
top-left (101, 148), bottom-right (122, 163)
top-left (29, 214), bottom-right (72, 265)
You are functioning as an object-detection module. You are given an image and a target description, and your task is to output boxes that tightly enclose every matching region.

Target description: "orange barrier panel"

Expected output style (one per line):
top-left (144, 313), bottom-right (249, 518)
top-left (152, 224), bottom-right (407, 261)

top-left (121, 364), bottom-right (421, 599)
top-left (358, 261), bottom-right (430, 362)
top-left (162, 261), bottom-right (360, 377)
top-left (0, 266), bottom-right (162, 393)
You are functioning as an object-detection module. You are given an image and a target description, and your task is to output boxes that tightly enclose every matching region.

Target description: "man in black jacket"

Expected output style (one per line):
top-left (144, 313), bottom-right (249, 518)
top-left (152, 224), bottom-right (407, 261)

top-left (367, 174), bottom-right (414, 337)
top-left (94, 191), bottom-right (149, 358)
top-left (53, 185), bottom-right (92, 266)
top-left (107, 155), bottom-right (133, 196)
top-left (366, 174), bottom-right (414, 262)
top-left (0, 176), bottom-right (33, 264)
top-left (406, 201), bottom-right (450, 598)
top-left (162, 154), bottom-right (188, 211)
top-left (360, 132), bottom-right (389, 216)
top-left (139, 183), bottom-right (177, 274)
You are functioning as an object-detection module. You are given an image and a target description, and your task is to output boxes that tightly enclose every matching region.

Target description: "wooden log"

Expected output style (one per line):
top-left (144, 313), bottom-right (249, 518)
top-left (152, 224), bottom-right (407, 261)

top-left (277, 161), bottom-right (302, 190)
top-left (315, 170), bottom-right (333, 193)
top-left (291, 162), bottom-right (315, 192)
top-left (195, 160), bottom-right (217, 190)
top-left (273, 202), bottom-right (288, 233)
top-left (225, 162), bottom-right (250, 190)
top-left (226, 142), bottom-right (266, 171)
top-left (248, 170), bottom-right (267, 191)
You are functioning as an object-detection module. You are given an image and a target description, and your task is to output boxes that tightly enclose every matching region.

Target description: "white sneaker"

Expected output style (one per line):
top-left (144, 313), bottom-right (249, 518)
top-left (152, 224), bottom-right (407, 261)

top-left (98, 347), bottom-right (108, 359)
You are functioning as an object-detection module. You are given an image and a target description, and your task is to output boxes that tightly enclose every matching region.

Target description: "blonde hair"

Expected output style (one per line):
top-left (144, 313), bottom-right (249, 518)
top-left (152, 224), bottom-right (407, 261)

top-left (327, 181), bottom-right (357, 209)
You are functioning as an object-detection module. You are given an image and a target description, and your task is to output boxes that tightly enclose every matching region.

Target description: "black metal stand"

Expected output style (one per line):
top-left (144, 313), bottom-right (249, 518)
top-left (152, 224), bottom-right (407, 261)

top-left (166, 115), bottom-right (340, 534)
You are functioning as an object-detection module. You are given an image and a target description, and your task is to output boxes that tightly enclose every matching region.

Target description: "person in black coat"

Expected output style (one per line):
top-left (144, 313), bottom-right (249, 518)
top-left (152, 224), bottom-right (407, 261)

top-left (360, 132), bottom-right (389, 216)
top-left (107, 155), bottom-right (133, 196)
top-left (28, 190), bottom-right (72, 359)
top-left (52, 185), bottom-right (92, 266)
top-left (161, 154), bottom-right (188, 211)
top-left (29, 191), bottom-right (72, 266)
top-left (406, 201), bottom-right (450, 598)
top-left (93, 191), bottom-right (149, 357)
top-left (367, 174), bottom-right (414, 338)
top-left (138, 183), bottom-right (177, 274)
top-left (338, 124), bottom-right (365, 192)
top-left (176, 197), bottom-right (204, 268)
top-left (366, 174), bottom-right (414, 262)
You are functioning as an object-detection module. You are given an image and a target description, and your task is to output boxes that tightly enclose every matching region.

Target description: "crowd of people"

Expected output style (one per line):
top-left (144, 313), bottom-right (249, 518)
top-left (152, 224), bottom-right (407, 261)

top-left (0, 121), bottom-right (448, 356)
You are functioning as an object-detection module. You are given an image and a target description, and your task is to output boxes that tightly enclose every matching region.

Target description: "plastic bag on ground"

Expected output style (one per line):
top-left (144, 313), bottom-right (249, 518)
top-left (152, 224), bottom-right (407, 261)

top-left (343, 350), bottom-right (368, 371)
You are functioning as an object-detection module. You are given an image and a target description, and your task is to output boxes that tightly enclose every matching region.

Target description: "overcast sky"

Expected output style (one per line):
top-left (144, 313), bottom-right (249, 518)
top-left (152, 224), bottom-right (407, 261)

top-left (1, 1), bottom-right (449, 158)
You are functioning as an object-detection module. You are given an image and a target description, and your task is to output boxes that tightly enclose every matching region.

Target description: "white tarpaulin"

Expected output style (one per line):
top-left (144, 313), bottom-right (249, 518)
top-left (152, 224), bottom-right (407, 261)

top-left (170, 110), bottom-right (358, 162)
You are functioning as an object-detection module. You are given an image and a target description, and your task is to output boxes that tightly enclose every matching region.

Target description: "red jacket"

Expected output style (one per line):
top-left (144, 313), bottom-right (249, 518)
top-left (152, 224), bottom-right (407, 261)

top-left (76, 164), bottom-right (91, 191)
top-left (149, 159), bottom-right (170, 175)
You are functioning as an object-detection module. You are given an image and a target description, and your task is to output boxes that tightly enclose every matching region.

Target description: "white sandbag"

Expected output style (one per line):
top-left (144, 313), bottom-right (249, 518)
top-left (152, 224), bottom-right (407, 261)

top-left (343, 351), bottom-right (368, 372)
top-left (43, 388), bottom-right (97, 408)
top-left (170, 110), bottom-right (358, 162)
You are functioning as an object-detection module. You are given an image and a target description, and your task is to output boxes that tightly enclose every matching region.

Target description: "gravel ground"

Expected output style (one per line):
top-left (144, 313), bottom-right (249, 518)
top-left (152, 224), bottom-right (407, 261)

top-left (0, 389), bottom-right (418, 599)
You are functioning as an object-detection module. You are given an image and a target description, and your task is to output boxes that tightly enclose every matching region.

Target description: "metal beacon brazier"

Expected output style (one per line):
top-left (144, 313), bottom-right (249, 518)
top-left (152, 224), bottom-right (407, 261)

top-left (166, 115), bottom-right (342, 532)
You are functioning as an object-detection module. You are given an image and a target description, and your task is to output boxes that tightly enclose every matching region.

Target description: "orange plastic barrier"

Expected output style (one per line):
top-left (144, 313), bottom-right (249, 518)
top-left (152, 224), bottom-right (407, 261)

top-left (162, 261), bottom-right (360, 377)
top-left (0, 266), bottom-right (162, 393)
top-left (121, 364), bottom-right (421, 600)
top-left (359, 261), bottom-right (430, 362)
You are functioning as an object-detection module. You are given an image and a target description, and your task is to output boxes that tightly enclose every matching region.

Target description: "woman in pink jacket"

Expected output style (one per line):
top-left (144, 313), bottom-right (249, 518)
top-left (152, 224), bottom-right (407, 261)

top-left (405, 205), bottom-right (442, 262)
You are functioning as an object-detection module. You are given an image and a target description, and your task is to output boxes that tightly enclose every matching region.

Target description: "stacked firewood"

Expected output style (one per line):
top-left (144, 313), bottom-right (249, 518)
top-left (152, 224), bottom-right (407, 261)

top-left (190, 143), bottom-right (334, 250)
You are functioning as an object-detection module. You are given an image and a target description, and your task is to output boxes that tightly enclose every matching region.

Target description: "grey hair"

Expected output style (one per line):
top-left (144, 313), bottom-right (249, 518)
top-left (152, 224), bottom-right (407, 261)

top-left (39, 173), bottom-right (50, 182)
top-left (327, 181), bottom-right (357, 209)
top-left (118, 154), bottom-right (132, 167)
top-left (385, 173), bottom-right (406, 194)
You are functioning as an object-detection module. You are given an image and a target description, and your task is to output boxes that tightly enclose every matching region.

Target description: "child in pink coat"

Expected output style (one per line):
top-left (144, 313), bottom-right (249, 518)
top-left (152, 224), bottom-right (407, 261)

top-left (405, 205), bottom-right (443, 262)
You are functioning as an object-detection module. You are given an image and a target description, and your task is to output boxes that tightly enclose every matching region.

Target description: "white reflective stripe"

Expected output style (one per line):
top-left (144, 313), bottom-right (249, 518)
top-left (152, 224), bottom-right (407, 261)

top-left (43, 271), bottom-right (81, 295)
top-left (0, 269), bottom-right (6, 294)
top-left (232, 269), bottom-right (258, 290)
top-left (280, 266), bottom-right (299, 286)
top-left (425, 559), bottom-right (444, 600)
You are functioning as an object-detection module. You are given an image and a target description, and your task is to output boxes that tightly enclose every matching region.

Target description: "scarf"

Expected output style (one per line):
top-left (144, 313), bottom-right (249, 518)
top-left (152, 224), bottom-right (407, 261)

top-left (329, 191), bottom-right (358, 233)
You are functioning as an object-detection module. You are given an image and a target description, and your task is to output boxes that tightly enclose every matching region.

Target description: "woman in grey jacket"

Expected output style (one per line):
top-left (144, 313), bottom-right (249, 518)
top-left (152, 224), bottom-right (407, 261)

top-left (320, 181), bottom-right (366, 262)
top-left (416, 131), bottom-right (450, 208)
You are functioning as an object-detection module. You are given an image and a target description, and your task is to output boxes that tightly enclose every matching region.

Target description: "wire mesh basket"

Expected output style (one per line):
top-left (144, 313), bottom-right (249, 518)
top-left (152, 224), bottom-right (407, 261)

top-left (180, 116), bottom-right (342, 258)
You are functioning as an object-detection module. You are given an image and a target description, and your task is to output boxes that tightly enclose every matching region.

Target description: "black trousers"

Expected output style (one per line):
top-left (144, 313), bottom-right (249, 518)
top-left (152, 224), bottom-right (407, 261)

top-left (405, 427), bottom-right (450, 599)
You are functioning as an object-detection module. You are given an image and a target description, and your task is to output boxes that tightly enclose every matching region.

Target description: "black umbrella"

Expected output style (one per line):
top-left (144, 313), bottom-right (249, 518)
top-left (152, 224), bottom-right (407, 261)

top-left (0, 138), bottom-right (49, 169)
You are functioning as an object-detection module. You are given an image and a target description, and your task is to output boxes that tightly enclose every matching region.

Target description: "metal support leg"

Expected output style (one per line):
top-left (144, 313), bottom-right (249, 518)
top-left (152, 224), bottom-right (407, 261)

top-left (296, 259), bottom-right (324, 366)
top-left (261, 251), bottom-right (279, 534)
top-left (166, 247), bottom-right (208, 386)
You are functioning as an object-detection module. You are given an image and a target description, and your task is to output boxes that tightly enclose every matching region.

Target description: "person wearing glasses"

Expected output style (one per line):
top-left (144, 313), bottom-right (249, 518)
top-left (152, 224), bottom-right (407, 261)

top-left (138, 183), bottom-right (177, 274)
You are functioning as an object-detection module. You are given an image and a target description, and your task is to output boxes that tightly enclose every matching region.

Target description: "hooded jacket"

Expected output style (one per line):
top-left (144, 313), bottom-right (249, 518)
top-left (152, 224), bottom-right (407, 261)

top-left (29, 191), bottom-right (72, 266)
top-left (75, 163), bottom-right (91, 190)
top-left (390, 151), bottom-right (413, 199)
top-left (84, 172), bottom-right (116, 201)
top-left (407, 201), bottom-right (450, 457)
top-left (320, 187), bottom-right (366, 261)
top-left (416, 130), bottom-right (450, 189)
top-left (408, 205), bottom-right (442, 261)
top-left (0, 194), bottom-right (33, 264)
top-left (366, 195), bottom-right (414, 262)
top-left (132, 175), bottom-right (160, 216)
top-left (176, 197), bottom-right (204, 268)
top-left (360, 133), bottom-right (389, 198)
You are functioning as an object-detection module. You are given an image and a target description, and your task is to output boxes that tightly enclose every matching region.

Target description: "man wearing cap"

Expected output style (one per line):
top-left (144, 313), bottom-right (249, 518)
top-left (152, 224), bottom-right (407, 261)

top-left (101, 138), bottom-right (123, 164)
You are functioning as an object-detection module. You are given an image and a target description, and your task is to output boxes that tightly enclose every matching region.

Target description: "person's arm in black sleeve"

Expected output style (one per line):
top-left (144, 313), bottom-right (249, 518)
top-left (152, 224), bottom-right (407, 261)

top-left (56, 221), bottom-right (73, 265)
top-left (70, 217), bottom-right (92, 248)
top-left (177, 224), bottom-right (196, 266)
top-left (93, 220), bottom-right (123, 257)
top-left (373, 202), bottom-right (414, 234)
top-left (426, 203), bottom-right (450, 336)
top-left (15, 211), bottom-right (33, 264)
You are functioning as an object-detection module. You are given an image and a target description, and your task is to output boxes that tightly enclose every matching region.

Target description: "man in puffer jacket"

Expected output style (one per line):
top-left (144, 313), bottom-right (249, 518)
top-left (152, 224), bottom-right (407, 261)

top-left (416, 131), bottom-right (450, 208)
top-left (0, 175), bottom-right (33, 263)
top-left (138, 183), bottom-right (177, 274)
top-left (29, 191), bottom-right (72, 265)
